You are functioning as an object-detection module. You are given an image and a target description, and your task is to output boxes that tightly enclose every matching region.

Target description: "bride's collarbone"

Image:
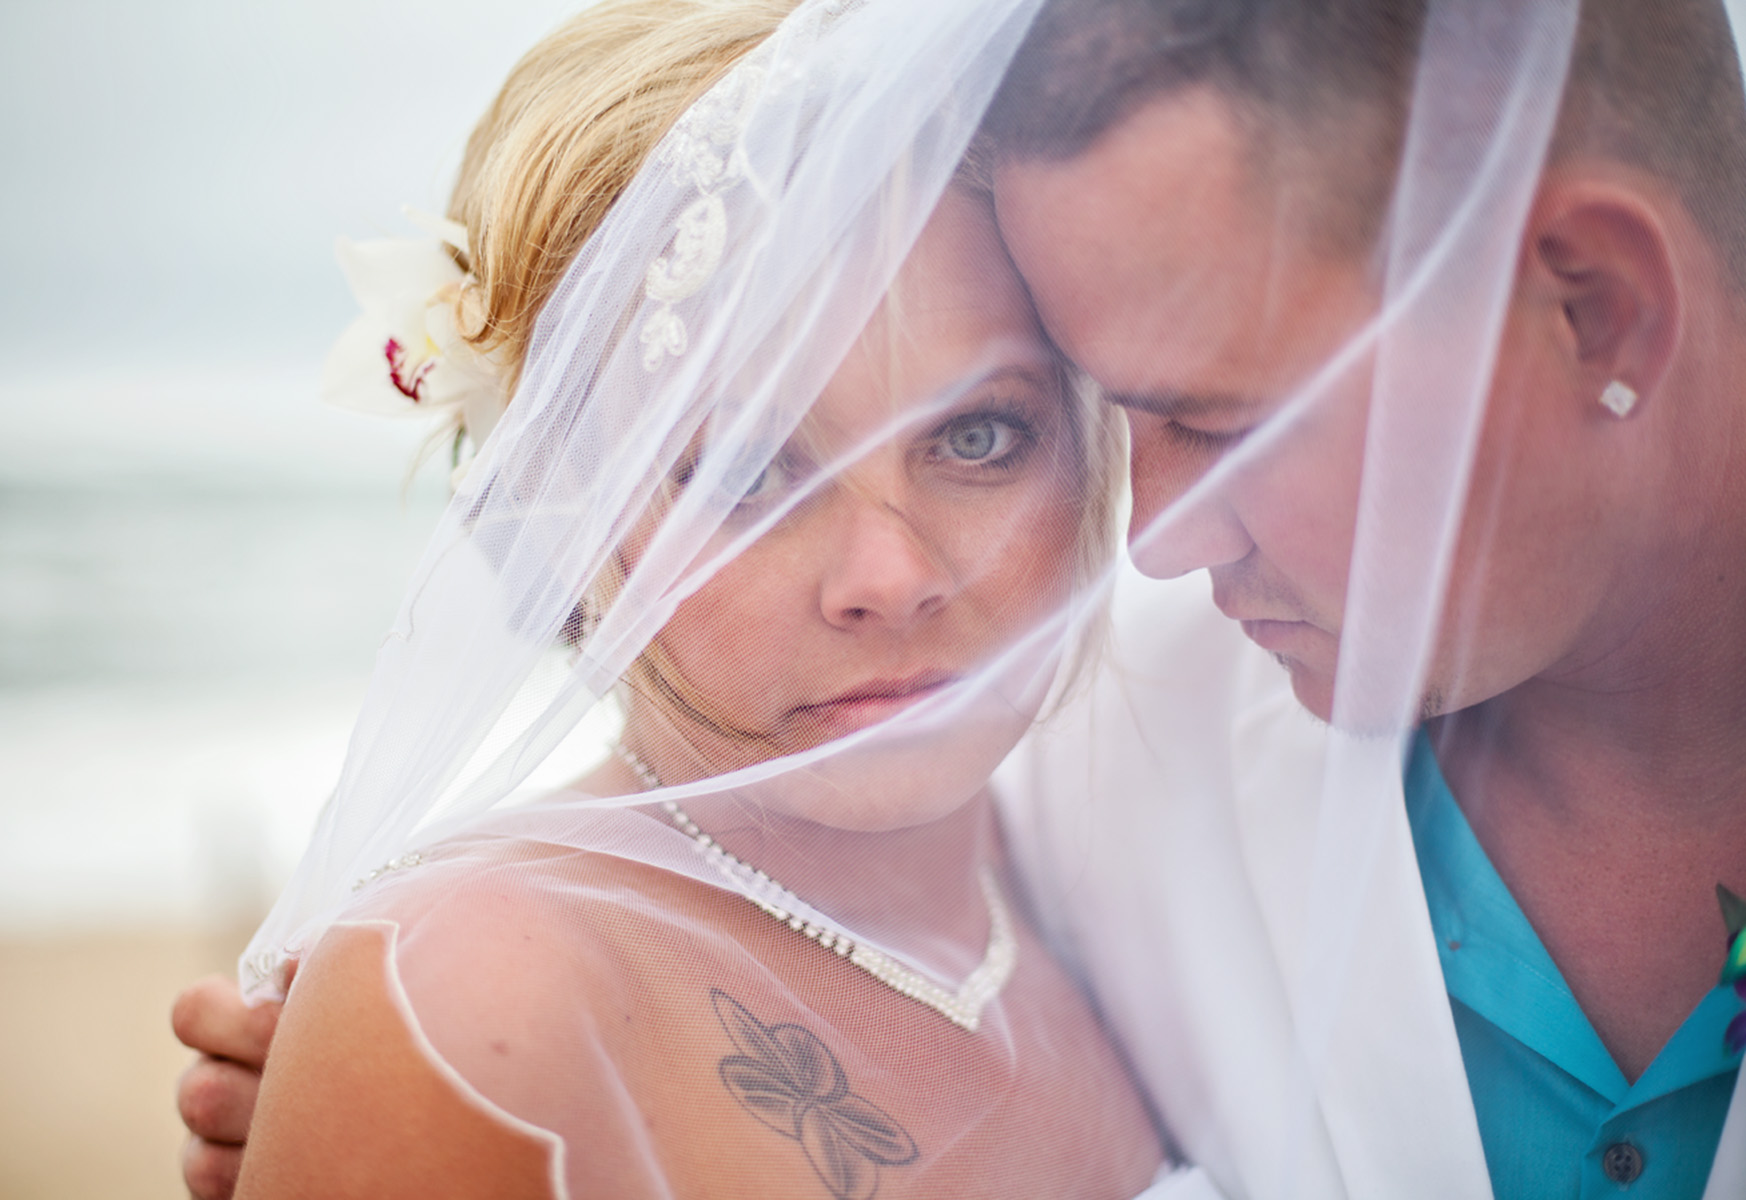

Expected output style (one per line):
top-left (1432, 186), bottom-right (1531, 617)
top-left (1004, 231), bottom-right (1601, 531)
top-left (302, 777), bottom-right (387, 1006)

top-left (576, 892), bottom-right (1164, 1200)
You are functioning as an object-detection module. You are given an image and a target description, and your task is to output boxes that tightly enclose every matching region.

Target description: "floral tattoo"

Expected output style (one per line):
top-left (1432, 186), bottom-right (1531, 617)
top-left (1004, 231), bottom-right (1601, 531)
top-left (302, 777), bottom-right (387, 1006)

top-left (711, 989), bottom-right (919, 1200)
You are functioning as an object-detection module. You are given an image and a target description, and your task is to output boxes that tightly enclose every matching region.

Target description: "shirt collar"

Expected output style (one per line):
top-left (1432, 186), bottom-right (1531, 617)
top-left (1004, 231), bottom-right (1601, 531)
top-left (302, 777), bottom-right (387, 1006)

top-left (1404, 728), bottom-right (1743, 1107)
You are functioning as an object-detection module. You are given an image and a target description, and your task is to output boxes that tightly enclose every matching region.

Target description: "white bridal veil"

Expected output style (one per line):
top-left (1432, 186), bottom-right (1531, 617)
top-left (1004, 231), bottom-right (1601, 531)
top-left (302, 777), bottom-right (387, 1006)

top-left (241, 0), bottom-right (1746, 1195)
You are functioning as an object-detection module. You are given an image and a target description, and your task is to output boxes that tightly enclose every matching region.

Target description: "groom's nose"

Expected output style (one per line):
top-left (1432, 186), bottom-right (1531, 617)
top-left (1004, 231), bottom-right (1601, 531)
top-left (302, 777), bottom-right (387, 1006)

top-left (1131, 492), bottom-right (1257, 576)
top-left (1124, 423), bottom-right (1255, 580)
top-left (1127, 488), bottom-right (1255, 579)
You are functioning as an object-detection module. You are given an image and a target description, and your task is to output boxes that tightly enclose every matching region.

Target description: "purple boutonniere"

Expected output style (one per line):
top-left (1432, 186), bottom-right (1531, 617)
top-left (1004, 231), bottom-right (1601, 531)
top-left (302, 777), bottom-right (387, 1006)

top-left (1720, 885), bottom-right (1746, 1055)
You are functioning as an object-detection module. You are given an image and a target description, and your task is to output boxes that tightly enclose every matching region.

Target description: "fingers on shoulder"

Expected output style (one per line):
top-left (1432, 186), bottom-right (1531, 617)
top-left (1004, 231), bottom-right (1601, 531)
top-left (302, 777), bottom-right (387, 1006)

top-left (182, 1136), bottom-right (243, 1200)
top-left (172, 975), bottom-right (281, 1065)
top-left (178, 1056), bottom-right (261, 1143)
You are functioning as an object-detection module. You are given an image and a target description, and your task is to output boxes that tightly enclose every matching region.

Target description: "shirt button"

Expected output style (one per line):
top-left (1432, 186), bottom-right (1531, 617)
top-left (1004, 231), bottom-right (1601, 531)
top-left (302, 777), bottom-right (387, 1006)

top-left (1602, 1142), bottom-right (1645, 1185)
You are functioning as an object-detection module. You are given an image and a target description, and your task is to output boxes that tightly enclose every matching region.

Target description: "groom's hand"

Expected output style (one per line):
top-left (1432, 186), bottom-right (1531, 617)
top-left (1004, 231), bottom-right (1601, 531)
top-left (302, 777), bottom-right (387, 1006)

top-left (171, 971), bottom-right (289, 1200)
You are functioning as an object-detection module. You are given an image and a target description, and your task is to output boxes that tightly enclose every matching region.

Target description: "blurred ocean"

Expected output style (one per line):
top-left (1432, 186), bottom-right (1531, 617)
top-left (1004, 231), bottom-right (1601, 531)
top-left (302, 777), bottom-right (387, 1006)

top-left (0, 367), bottom-right (449, 934)
top-left (0, 0), bottom-right (583, 943)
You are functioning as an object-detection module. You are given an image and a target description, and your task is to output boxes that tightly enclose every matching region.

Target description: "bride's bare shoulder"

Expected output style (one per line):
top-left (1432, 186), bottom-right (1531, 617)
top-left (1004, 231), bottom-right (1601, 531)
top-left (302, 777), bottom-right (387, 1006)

top-left (236, 919), bottom-right (562, 1199)
top-left (238, 839), bottom-right (714, 1199)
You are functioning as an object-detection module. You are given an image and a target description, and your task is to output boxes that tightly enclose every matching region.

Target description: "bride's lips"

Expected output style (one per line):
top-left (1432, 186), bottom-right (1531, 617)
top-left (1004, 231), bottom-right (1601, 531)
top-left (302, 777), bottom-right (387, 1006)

top-left (791, 671), bottom-right (959, 735)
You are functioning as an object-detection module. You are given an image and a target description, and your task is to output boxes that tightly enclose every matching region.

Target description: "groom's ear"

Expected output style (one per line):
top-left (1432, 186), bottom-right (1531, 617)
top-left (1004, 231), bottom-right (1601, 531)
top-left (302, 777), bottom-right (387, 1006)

top-left (1518, 173), bottom-right (1681, 411)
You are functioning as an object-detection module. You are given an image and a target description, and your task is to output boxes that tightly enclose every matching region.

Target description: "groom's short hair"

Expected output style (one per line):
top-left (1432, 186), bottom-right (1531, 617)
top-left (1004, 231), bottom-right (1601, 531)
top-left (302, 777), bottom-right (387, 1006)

top-left (985, 0), bottom-right (1746, 285)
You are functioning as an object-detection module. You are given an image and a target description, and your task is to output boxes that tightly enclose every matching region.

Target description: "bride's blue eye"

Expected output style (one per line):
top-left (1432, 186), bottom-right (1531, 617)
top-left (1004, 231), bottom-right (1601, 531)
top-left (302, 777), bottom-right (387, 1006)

top-left (937, 415), bottom-right (1027, 465)
top-left (731, 457), bottom-right (790, 510)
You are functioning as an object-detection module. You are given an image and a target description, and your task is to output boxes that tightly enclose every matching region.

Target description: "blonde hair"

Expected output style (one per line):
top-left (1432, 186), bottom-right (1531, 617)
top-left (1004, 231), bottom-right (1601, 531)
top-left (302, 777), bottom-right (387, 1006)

top-left (447, 0), bottom-right (800, 393)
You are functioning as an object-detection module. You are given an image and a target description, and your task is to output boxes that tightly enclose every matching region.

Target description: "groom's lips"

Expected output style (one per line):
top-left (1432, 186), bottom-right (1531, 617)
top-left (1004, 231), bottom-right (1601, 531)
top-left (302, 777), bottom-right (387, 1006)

top-left (1238, 618), bottom-right (1316, 655)
top-left (1215, 590), bottom-right (1322, 657)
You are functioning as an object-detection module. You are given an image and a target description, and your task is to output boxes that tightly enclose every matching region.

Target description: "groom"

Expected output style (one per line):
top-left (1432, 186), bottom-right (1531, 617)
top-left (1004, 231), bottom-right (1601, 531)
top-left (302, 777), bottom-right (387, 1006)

top-left (174, 0), bottom-right (1746, 1196)
top-left (985, 0), bottom-right (1746, 1196)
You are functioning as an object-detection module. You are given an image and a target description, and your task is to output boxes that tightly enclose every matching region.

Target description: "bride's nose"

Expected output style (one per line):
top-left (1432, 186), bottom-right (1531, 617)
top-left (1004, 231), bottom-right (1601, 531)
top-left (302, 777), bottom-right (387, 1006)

top-left (818, 492), bottom-right (952, 629)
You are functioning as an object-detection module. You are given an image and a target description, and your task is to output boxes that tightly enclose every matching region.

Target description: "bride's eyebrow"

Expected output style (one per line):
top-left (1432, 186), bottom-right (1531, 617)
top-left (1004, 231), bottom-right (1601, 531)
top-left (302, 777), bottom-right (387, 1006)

top-left (947, 362), bottom-right (1062, 402)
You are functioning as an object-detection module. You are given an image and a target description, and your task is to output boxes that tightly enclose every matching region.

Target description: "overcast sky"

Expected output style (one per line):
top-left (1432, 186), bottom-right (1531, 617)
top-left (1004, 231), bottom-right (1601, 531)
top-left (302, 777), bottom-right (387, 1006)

top-left (1, 0), bottom-right (586, 369)
top-left (0, 0), bottom-right (587, 484)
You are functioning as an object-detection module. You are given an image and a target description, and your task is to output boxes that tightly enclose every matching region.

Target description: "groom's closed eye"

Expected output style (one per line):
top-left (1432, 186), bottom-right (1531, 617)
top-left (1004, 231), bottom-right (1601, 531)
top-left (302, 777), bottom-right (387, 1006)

top-left (1104, 386), bottom-right (1255, 422)
top-left (1107, 388), bottom-right (1260, 453)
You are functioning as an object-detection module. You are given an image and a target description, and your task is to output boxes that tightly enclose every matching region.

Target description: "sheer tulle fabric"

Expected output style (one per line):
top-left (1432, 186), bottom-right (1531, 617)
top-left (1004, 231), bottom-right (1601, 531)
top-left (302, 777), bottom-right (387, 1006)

top-left (240, 0), bottom-right (1746, 1197)
top-left (334, 819), bottom-right (1168, 1198)
top-left (247, 0), bottom-right (1062, 988)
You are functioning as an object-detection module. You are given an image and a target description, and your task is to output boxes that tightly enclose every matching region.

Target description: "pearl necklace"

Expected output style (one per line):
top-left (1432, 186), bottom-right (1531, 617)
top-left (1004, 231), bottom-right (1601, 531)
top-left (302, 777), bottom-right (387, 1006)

top-left (611, 740), bottom-right (1016, 1032)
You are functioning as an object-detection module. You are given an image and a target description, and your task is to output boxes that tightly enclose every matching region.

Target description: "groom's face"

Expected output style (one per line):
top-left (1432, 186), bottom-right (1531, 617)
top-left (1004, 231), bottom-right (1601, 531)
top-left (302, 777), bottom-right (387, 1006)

top-left (995, 89), bottom-right (1382, 718)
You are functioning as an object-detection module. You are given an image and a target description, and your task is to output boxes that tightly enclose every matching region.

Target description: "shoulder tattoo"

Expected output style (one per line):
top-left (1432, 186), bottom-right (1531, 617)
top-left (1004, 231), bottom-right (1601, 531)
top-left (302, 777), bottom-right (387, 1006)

top-left (711, 988), bottom-right (920, 1200)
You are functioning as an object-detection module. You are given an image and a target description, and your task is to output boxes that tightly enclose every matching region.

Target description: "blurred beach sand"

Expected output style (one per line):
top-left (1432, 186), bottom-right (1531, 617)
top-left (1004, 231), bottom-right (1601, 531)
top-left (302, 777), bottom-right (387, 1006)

top-left (0, 456), bottom-right (440, 1200)
top-left (0, 927), bottom-right (248, 1200)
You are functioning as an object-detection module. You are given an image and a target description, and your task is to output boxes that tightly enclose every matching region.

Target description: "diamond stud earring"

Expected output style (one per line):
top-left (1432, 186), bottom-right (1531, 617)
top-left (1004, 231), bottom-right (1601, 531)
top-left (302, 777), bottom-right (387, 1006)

top-left (1599, 379), bottom-right (1639, 418)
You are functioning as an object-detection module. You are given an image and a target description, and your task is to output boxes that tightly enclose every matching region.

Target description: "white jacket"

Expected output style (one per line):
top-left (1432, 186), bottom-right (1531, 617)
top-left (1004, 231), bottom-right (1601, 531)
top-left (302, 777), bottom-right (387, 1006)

top-left (998, 566), bottom-right (1746, 1200)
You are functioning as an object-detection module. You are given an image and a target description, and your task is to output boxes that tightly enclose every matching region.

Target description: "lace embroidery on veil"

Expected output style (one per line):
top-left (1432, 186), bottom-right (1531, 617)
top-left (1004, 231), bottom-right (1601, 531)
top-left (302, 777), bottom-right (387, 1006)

top-left (639, 52), bottom-right (767, 369)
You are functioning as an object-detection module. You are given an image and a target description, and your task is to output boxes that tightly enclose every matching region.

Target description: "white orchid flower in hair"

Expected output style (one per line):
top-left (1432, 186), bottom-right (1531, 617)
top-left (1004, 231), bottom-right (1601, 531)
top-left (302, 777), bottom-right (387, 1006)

top-left (320, 208), bottom-right (505, 467)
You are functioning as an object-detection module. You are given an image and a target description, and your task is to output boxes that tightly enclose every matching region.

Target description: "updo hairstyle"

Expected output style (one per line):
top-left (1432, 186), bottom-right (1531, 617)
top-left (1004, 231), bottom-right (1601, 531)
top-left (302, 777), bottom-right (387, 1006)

top-left (447, 0), bottom-right (800, 397)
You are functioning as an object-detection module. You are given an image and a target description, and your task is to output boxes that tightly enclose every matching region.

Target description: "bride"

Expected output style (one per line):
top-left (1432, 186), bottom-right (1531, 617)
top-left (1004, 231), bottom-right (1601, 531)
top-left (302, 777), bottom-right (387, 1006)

top-left (223, 0), bottom-right (1187, 1196)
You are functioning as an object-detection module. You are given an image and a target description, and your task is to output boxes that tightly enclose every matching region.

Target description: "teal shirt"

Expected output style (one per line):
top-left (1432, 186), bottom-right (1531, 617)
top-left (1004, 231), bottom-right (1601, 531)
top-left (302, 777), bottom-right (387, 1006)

top-left (1404, 731), bottom-right (1742, 1199)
